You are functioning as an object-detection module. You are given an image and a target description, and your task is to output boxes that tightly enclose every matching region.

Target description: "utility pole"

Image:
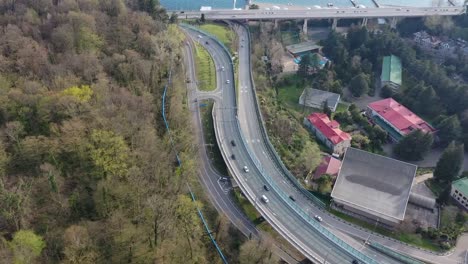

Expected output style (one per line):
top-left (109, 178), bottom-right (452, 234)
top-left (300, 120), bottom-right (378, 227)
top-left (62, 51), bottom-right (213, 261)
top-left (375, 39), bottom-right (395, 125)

top-left (233, 0), bottom-right (236, 9)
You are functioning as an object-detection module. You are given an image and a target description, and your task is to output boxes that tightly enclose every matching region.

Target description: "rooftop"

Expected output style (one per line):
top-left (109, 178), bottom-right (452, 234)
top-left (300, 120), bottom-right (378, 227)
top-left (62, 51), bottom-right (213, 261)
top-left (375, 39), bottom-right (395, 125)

top-left (299, 88), bottom-right (341, 112)
top-left (314, 156), bottom-right (342, 180)
top-left (381, 55), bottom-right (402, 86)
top-left (452, 177), bottom-right (468, 196)
top-left (368, 98), bottom-right (436, 136)
top-left (331, 148), bottom-right (417, 223)
top-left (306, 113), bottom-right (351, 145)
top-left (286, 41), bottom-right (322, 55)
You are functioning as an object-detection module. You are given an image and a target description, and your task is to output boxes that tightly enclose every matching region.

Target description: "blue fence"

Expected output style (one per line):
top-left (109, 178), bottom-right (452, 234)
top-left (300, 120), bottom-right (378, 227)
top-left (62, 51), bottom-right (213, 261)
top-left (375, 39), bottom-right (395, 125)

top-left (161, 65), bottom-right (228, 263)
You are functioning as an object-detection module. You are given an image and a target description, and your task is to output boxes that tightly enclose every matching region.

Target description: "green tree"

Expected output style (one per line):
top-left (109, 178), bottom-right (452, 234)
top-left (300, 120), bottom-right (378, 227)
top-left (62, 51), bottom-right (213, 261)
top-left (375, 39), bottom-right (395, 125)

top-left (200, 13), bottom-right (205, 23)
top-left (298, 53), bottom-right (312, 77)
top-left (349, 73), bottom-right (369, 97)
top-left (436, 115), bottom-right (462, 146)
top-left (394, 130), bottom-right (434, 161)
top-left (169, 12), bottom-right (178, 24)
top-left (434, 141), bottom-right (464, 183)
top-left (380, 85), bottom-right (394, 98)
top-left (351, 134), bottom-right (371, 150)
top-left (239, 238), bottom-right (279, 264)
top-left (89, 130), bottom-right (129, 179)
top-left (9, 230), bottom-right (45, 264)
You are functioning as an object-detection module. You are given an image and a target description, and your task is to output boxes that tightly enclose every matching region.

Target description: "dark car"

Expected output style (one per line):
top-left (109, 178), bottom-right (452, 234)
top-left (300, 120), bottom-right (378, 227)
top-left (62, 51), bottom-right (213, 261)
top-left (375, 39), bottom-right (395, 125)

top-left (352, 260), bottom-right (359, 264)
top-left (230, 140), bottom-right (236, 146)
top-left (289, 195), bottom-right (296, 202)
top-left (231, 154), bottom-right (236, 160)
top-left (263, 185), bottom-right (270, 191)
top-left (205, 41), bottom-right (209, 45)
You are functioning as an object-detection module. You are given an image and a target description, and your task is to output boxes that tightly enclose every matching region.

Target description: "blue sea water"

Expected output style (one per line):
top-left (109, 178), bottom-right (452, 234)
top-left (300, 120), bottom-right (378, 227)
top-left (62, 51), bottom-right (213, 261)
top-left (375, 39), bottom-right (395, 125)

top-left (160, 0), bottom-right (458, 10)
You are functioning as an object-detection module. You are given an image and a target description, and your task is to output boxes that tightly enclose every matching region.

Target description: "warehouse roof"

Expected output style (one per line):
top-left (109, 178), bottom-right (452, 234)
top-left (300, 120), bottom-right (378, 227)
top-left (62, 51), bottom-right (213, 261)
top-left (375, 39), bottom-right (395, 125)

top-left (299, 88), bottom-right (341, 112)
top-left (381, 55), bottom-right (402, 86)
top-left (331, 148), bottom-right (417, 223)
top-left (286, 42), bottom-right (322, 55)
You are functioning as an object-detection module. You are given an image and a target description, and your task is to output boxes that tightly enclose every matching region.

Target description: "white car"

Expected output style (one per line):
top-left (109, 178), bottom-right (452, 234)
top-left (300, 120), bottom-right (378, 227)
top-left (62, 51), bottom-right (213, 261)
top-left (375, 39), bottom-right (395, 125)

top-left (314, 215), bottom-right (323, 222)
top-left (226, 80), bottom-right (230, 84)
top-left (261, 195), bottom-right (269, 203)
top-left (221, 66), bottom-right (225, 71)
top-left (243, 166), bottom-right (249, 173)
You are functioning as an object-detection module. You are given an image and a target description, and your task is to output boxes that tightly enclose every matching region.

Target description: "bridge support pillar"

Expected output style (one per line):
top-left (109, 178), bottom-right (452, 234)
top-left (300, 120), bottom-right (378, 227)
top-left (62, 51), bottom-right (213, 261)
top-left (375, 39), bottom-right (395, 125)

top-left (362, 17), bottom-right (368, 27)
top-left (332, 18), bottom-right (338, 30)
top-left (303, 19), bottom-right (308, 35)
top-left (390, 17), bottom-right (398, 29)
top-left (274, 19), bottom-right (278, 29)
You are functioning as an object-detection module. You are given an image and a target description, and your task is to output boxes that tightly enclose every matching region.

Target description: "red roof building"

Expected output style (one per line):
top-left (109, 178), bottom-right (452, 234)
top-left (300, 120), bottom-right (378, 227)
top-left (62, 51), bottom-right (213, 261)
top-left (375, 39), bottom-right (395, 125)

top-left (366, 98), bottom-right (436, 141)
top-left (304, 113), bottom-right (351, 155)
top-left (314, 156), bottom-right (342, 180)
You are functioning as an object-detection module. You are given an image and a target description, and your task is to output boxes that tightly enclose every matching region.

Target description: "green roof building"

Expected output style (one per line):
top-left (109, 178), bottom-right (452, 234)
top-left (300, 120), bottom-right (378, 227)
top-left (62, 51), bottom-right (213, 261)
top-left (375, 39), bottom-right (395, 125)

top-left (381, 55), bottom-right (402, 90)
top-left (451, 177), bottom-right (468, 211)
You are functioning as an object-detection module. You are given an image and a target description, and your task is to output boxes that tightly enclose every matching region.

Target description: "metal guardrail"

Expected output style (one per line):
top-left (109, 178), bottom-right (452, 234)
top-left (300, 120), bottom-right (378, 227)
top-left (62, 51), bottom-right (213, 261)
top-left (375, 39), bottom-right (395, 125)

top-left (369, 242), bottom-right (425, 264)
top-left (162, 61), bottom-right (228, 264)
top-left (186, 24), bottom-right (379, 264)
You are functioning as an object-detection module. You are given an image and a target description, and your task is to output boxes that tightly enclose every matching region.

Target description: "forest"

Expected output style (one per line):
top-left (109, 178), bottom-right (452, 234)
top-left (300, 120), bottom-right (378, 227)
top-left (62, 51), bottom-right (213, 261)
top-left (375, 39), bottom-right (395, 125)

top-left (0, 0), bottom-right (259, 263)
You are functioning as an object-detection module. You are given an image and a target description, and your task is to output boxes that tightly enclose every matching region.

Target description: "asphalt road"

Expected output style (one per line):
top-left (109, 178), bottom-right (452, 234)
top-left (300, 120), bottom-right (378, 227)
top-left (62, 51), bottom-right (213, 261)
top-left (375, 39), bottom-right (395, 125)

top-left (183, 36), bottom-right (302, 264)
top-left (179, 6), bottom-right (464, 20)
top-left (232, 22), bottom-right (466, 264)
top-left (182, 27), bottom-right (382, 264)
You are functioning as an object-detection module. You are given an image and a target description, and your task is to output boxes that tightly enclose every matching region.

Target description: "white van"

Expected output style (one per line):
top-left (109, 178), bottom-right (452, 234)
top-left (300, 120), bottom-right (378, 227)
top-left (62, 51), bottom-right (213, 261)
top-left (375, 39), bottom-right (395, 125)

top-left (261, 195), bottom-right (269, 203)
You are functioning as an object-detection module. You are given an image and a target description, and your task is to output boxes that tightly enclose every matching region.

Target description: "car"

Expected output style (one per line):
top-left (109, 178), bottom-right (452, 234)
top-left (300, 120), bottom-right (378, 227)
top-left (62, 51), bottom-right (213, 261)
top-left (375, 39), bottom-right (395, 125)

top-left (226, 80), bottom-right (230, 84)
top-left (198, 35), bottom-right (203, 39)
top-left (241, 44), bottom-right (244, 48)
top-left (289, 195), bottom-right (296, 202)
top-left (352, 260), bottom-right (359, 264)
top-left (205, 41), bottom-right (209, 45)
top-left (231, 154), bottom-right (236, 160)
top-left (263, 185), bottom-right (270, 191)
top-left (230, 140), bottom-right (236, 146)
top-left (314, 215), bottom-right (323, 222)
top-left (243, 166), bottom-right (249, 173)
top-left (221, 66), bottom-right (225, 71)
top-left (261, 195), bottom-right (269, 203)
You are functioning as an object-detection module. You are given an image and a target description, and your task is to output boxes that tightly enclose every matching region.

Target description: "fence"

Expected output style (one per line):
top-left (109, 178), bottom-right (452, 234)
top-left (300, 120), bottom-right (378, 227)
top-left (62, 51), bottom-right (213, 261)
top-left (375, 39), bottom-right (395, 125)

top-left (161, 63), bottom-right (228, 264)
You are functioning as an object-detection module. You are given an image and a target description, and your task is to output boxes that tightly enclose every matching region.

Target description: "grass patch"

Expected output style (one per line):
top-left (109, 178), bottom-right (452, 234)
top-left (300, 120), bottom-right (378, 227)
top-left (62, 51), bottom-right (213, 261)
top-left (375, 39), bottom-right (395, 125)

top-left (199, 23), bottom-right (235, 52)
top-left (416, 167), bottom-right (434, 176)
top-left (200, 100), bottom-right (228, 175)
top-left (335, 102), bottom-right (349, 113)
top-left (330, 209), bottom-right (443, 251)
top-left (194, 42), bottom-right (216, 91)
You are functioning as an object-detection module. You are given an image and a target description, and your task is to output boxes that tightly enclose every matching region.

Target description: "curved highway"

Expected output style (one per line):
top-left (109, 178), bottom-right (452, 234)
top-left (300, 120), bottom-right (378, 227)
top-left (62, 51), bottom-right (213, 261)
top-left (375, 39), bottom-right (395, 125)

top-left (233, 22), bottom-right (466, 264)
top-left (182, 26), bottom-right (387, 264)
top-left (183, 35), bottom-right (302, 264)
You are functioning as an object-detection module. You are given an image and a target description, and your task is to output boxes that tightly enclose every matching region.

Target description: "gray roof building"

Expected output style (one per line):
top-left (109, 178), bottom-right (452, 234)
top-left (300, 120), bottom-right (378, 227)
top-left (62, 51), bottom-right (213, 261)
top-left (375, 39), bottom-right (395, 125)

top-left (299, 88), bottom-right (340, 112)
top-left (286, 42), bottom-right (322, 56)
top-left (331, 148), bottom-right (417, 226)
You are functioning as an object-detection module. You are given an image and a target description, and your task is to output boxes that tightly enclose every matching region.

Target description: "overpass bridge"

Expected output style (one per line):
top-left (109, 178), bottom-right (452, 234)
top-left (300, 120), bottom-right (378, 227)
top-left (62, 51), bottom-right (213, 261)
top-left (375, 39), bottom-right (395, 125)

top-left (179, 6), bottom-right (465, 29)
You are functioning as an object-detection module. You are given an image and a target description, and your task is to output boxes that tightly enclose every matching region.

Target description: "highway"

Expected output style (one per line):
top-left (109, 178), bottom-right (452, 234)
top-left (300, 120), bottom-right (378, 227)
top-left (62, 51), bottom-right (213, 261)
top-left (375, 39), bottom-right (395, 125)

top-left (183, 35), bottom-right (302, 264)
top-left (232, 22), bottom-right (468, 264)
top-left (184, 20), bottom-right (468, 264)
top-left (181, 26), bottom-right (395, 264)
top-left (179, 6), bottom-right (465, 20)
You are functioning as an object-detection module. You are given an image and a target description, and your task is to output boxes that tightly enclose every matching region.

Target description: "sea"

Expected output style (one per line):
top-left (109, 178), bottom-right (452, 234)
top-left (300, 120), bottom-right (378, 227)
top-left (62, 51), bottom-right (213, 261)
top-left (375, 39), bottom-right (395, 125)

top-left (160, 0), bottom-right (462, 11)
